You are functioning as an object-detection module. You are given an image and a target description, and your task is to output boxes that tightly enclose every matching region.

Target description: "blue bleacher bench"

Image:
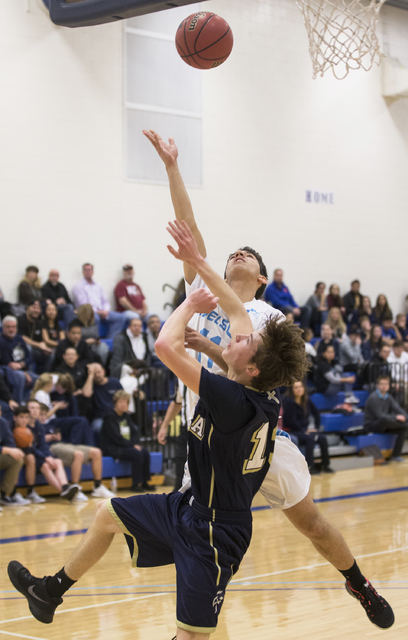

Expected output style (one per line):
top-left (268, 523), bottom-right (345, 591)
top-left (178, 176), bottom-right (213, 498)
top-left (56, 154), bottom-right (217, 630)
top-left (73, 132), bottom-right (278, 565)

top-left (344, 434), bottom-right (397, 452)
top-left (320, 413), bottom-right (364, 432)
top-left (3, 453), bottom-right (162, 488)
top-left (311, 390), bottom-right (369, 411)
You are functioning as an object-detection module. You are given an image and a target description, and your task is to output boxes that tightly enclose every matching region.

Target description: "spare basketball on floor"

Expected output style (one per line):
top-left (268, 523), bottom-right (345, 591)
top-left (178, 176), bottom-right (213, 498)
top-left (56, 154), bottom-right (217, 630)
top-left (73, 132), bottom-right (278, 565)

top-left (175, 12), bottom-right (233, 70)
top-left (13, 426), bottom-right (33, 448)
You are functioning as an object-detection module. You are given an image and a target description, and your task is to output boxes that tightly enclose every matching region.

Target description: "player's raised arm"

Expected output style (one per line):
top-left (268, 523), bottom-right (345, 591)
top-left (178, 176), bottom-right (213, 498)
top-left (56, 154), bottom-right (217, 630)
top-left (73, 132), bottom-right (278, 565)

top-left (167, 219), bottom-right (253, 339)
top-left (142, 129), bottom-right (206, 284)
top-left (155, 289), bottom-right (218, 395)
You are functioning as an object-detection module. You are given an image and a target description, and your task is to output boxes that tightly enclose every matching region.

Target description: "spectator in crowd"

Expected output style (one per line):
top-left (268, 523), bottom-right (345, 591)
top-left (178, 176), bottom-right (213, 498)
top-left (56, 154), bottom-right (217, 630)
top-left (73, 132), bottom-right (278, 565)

top-left (110, 317), bottom-right (150, 379)
top-left (72, 263), bottom-right (124, 339)
top-left (374, 294), bottom-right (392, 325)
top-left (264, 268), bottom-right (311, 328)
top-left (362, 325), bottom-right (384, 361)
top-left (76, 304), bottom-right (110, 366)
top-left (146, 315), bottom-right (165, 368)
top-left (395, 313), bottom-right (408, 346)
top-left (42, 302), bottom-right (65, 350)
top-left (118, 358), bottom-right (149, 416)
top-left (326, 306), bottom-right (347, 340)
top-left (368, 345), bottom-right (391, 384)
top-left (41, 270), bottom-right (76, 329)
top-left (381, 313), bottom-right (401, 346)
top-left (55, 348), bottom-right (88, 392)
top-left (387, 340), bottom-right (408, 391)
top-left (340, 326), bottom-right (364, 374)
top-left (114, 265), bottom-right (148, 320)
top-left (54, 320), bottom-right (99, 369)
top-left (315, 323), bottom-right (340, 360)
top-left (314, 344), bottom-right (356, 398)
top-left (283, 381), bottom-right (334, 475)
top-left (357, 296), bottom-right (376, 324)
top-left (0, 406), bottom-right (29, 506)
top-left (33, 399), bottom-right (114, 503)
top-left (99, 390), bottom-right (152, 492)
top-left (0, 376), bottom-right (19, 425)
top-left (343, 280), bottom-right (363, 323)
top-left (363, 376), bottom-right (408, 462)
top-left (306, 282), bottom-right (328, 335)
top-left (82, 363), bottom-right (122, 434)
top-left (326, 284), bottom-right (346, 317)
top-left (0, 286), bottom-right (13, 320)
top-left (32, 374), bottom-right (94, 446)
top-left (0, 316), bottom-right (37, 403)
top-left (359, 315), bottom-right (372, 344)
top-left (17, 266), bottom-right (42, 307)
top-left (22, 402), bottom-right (79, 503)
top-left (18, 300), bottom-right (53, 374)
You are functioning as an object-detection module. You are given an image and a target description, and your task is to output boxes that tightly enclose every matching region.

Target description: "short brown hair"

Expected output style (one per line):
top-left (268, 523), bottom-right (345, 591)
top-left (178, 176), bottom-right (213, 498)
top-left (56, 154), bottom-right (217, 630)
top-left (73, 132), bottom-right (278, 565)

top-left (249, 318), bottom-right (309, 392)
top-left (57, 373), bottom-right (76, 395)
top-left (376, 375), bottom-right (390, 384)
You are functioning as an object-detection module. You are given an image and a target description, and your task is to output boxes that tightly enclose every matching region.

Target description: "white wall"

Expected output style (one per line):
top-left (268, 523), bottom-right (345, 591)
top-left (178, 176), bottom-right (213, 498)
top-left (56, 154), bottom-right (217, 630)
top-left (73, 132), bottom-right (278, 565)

top-left (1, 0), bottom-right (408, 317)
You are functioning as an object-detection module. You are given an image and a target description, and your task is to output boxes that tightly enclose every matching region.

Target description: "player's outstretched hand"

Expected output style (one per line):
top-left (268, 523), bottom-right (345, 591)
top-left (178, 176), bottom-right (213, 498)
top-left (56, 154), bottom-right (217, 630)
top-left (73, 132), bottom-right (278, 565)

top-left (167, 219), bottom-right (202, 266)
top-left (188, 289), bottom-right (219, 315)
top-left (142, 129), bottom-right (178, 167)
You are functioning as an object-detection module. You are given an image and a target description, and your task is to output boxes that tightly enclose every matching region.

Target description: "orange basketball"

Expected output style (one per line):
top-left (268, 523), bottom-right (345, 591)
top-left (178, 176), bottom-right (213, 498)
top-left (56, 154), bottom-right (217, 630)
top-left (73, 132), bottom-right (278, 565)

top-left (175, 12), bottom-right (233, 70)
top-left (13, 426), bottom-right (33, 448)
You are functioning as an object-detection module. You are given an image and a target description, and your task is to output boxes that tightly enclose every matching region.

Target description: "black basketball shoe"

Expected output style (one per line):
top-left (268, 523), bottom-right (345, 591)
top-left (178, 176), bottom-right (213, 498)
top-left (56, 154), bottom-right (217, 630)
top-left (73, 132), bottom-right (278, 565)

top-left (7, 561), bottom-right (62, 624)
top-left (345, 580), bottom-right (395, 628)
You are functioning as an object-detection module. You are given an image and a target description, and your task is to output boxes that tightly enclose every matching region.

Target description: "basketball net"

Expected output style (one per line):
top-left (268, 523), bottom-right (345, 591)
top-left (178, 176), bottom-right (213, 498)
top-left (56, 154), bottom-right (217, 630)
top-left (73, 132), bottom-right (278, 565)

top-left (297, 0), bottom-right (387, 79)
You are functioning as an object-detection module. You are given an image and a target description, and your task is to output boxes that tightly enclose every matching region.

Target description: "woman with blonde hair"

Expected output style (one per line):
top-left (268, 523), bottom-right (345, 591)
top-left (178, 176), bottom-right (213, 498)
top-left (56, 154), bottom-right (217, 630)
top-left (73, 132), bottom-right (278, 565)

top-left (327, 306), bottom-right (347, 340)
top-left (76, 304), bottom-right (110, 366)
top-left (18, 266), bottom-right (42, 306)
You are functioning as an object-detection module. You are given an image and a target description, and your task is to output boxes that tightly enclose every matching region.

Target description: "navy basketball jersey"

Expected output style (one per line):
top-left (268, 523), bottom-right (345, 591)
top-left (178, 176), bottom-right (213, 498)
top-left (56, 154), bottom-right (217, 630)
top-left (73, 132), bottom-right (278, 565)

top-left (188, 368), bottom-right (280, 513)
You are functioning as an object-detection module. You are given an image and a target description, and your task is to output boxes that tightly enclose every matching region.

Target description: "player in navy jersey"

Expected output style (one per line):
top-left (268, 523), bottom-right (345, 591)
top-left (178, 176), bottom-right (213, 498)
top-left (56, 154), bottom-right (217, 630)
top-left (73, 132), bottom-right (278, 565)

top-left (142, 130), bottom-right (395, 631)
top-left (7, 220), bottom-right (308, 639)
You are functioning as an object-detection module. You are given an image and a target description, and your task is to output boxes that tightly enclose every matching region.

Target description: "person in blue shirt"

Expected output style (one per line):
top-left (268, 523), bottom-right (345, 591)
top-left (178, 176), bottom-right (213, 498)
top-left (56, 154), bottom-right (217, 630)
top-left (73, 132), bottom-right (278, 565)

top-left (264, 268), bottom-right (311, 328)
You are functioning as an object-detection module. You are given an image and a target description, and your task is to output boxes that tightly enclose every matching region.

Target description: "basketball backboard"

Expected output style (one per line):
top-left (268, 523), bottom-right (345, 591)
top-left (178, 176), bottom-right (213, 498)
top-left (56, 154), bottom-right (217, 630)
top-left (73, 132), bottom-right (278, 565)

top-left (42, 0), bottom-right (209, 28)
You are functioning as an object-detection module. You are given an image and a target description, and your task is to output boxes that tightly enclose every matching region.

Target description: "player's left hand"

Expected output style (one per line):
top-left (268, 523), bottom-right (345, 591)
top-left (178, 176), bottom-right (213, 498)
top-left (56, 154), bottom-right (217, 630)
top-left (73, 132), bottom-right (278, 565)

top-left (167, 219), bottom-right (202, 266)
top-left (187, 288), bottom-right (219, 314)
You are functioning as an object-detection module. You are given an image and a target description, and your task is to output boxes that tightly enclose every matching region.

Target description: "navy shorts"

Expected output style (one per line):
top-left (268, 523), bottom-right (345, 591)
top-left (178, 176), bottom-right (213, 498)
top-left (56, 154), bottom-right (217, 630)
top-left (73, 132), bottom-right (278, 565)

top-left (107, 491), bottom-right (252, 634)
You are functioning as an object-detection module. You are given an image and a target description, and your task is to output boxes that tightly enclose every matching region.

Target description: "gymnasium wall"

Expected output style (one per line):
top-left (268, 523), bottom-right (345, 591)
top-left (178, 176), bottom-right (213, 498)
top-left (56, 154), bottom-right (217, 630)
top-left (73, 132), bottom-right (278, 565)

top-left (1, 0), bottom-right (408, 318)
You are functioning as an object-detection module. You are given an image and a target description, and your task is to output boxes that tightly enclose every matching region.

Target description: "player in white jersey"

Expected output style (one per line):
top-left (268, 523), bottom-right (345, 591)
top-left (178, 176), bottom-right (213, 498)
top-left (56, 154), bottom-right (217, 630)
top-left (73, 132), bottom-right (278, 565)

top-left (144, 130), bottom-right (394, 629)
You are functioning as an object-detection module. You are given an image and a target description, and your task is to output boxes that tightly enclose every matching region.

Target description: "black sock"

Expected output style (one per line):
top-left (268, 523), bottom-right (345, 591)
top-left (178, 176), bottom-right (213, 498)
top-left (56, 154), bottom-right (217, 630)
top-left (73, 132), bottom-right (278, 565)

top-left (94, 480), bottom-right (101, 489)
top-left (27, 485), bottom-right (34, 494)
top-left (340, 560), bottom-right (366, 591)
top-left (46, 567), bottom-right (76, 598)
top-left (62, 484), bottom-right (69, 491)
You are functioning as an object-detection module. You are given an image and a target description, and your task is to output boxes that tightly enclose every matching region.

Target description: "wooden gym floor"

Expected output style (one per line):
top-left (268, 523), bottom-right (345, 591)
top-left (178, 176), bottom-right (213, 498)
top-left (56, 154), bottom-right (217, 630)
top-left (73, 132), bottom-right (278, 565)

top-left (1, 463), bottom-right (408, 640)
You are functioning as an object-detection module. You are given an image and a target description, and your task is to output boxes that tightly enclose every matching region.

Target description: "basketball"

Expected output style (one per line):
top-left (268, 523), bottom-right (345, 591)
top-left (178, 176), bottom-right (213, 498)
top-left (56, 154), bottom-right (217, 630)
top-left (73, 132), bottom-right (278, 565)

top-left (13, 426), bottom-right (33, 448)
top-left (175, 12), bottom-right (233, 70)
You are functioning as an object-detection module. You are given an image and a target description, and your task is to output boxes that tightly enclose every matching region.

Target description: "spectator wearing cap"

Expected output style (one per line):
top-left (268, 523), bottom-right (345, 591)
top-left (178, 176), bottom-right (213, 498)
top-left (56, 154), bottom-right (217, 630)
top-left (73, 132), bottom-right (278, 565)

top-left (17, 266), bottom-right (42, 307)
top-left (41, 269), bottom-right (76, 329)
top-left (72, 263), bottom-right (125, 340)
top-left (114, 264), bottom-right (148, 321)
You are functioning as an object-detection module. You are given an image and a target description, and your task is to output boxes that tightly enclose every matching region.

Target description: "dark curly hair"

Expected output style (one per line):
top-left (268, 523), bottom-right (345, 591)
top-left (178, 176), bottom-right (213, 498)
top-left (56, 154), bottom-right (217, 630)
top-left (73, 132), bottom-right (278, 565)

top-left (249, 317), bottom-right (309, 391)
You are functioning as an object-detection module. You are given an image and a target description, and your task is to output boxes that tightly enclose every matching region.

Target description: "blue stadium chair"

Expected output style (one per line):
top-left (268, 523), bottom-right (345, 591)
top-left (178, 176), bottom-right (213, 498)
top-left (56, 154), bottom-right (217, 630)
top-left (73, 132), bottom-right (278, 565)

top-left (344, 433), bottom-right (397, 452)
top-left (320, 413), bottom-right (364, 432)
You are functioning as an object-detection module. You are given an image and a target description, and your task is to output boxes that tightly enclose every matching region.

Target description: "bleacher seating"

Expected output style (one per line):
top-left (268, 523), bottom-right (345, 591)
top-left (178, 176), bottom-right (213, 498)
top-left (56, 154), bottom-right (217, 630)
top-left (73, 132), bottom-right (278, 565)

top-left (3, 453), bottom-right (163, 489)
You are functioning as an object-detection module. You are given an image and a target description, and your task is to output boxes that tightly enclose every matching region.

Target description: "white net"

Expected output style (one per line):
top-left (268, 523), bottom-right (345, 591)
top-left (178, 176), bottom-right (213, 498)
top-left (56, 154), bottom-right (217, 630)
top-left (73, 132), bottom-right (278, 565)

top-left (296, 0), bottom-right (387, 79)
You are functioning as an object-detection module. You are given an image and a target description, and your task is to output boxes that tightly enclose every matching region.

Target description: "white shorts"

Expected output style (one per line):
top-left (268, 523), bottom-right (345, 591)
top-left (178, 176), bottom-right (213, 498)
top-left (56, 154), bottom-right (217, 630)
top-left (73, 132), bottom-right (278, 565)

top-left (180, 435), bottom-right (310, 510)
top-left (258, 435), bottom-right (311, 510)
